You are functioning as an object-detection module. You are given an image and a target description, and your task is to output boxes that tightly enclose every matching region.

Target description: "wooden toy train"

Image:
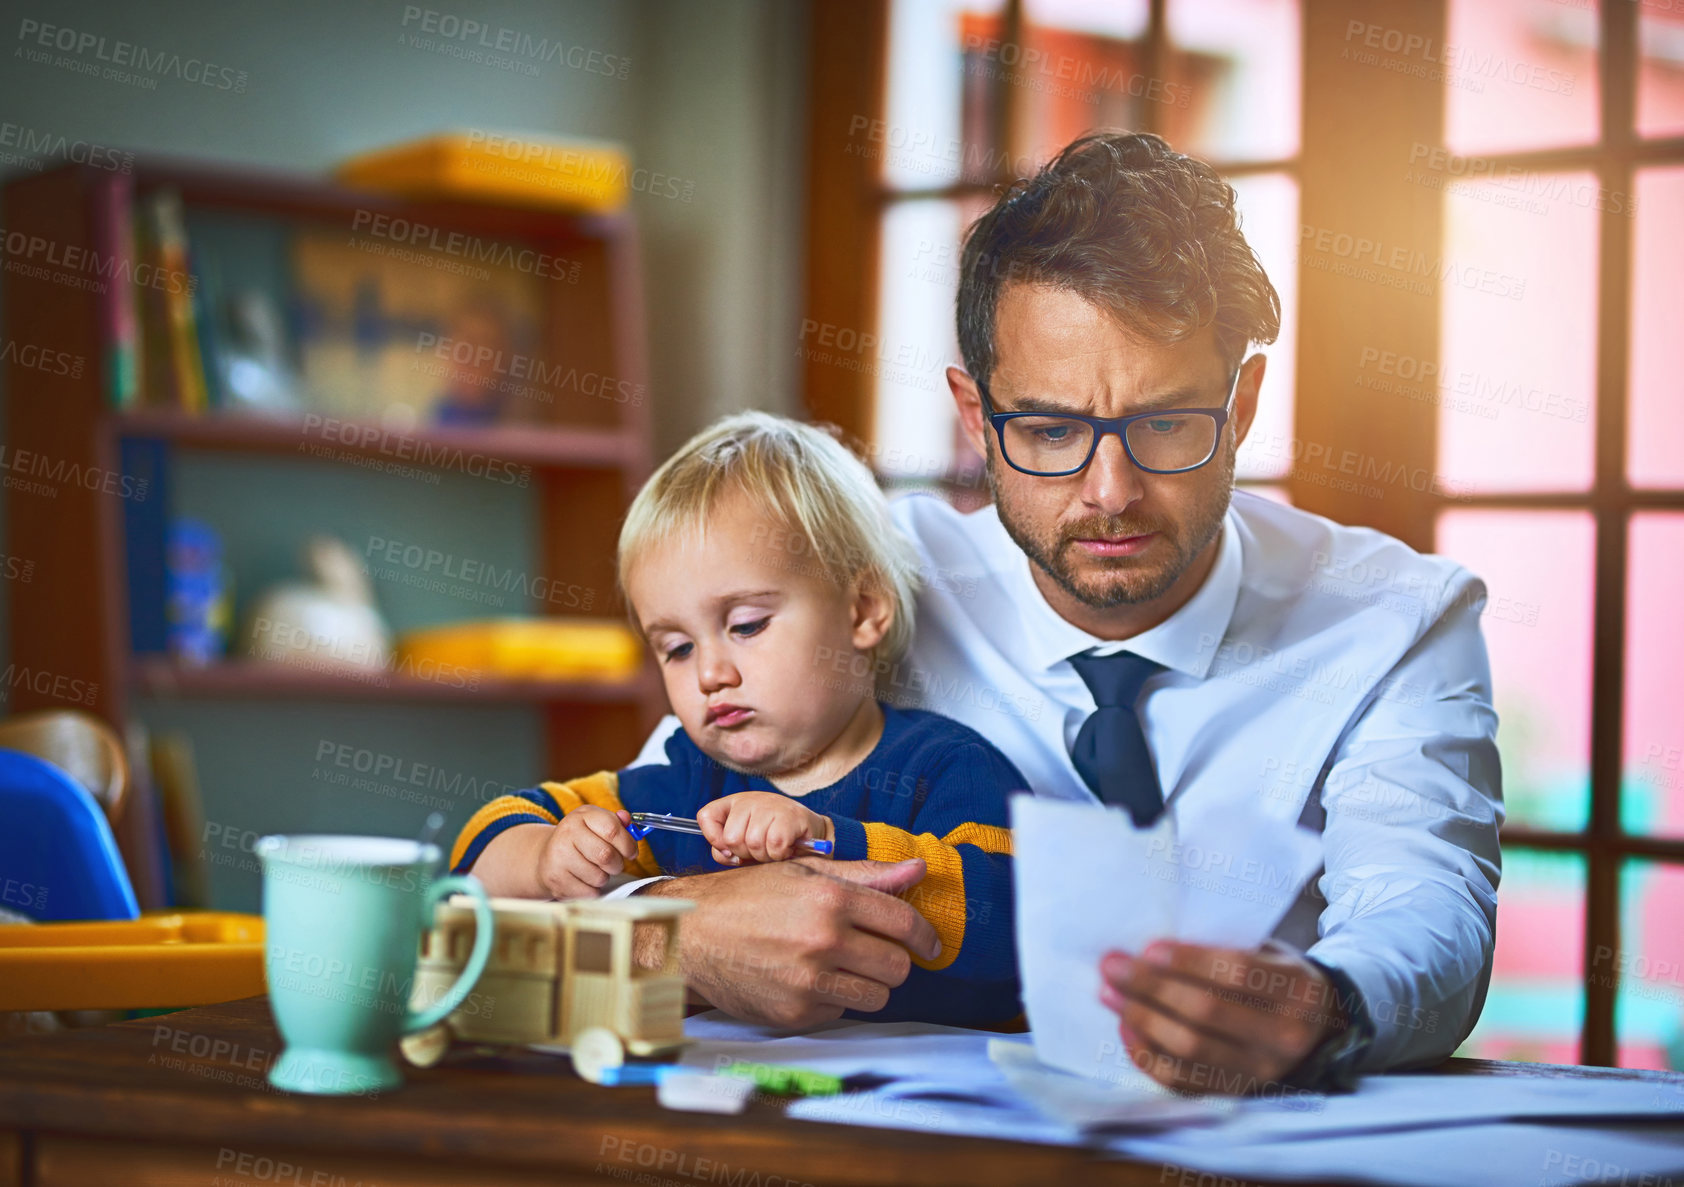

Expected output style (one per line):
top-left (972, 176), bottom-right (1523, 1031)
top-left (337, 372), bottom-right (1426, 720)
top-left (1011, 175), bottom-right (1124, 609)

top-left (403, 894), bottom-right (693, 1081)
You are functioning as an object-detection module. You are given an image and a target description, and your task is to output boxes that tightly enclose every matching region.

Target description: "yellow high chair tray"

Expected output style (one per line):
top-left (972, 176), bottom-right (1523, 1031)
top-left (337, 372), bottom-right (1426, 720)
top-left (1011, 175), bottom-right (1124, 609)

top-left (0, 912), bottom-right (265, 1012)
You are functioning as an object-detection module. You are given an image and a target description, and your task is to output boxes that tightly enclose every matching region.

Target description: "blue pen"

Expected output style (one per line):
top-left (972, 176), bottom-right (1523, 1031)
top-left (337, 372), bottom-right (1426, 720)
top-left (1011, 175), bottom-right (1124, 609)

top-left (594, 1063), bottom-right (674, 1086)
top-left (626, 811), bottom-right (834, 857)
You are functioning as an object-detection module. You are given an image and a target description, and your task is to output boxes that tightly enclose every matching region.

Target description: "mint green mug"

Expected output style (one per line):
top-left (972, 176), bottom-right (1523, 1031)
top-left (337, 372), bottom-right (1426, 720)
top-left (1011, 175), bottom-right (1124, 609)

top-left (256, 834), bottom-right (493, 1094)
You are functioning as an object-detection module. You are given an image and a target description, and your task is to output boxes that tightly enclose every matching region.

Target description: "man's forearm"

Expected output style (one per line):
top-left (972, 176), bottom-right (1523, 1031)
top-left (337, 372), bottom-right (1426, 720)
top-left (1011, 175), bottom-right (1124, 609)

top-left (1309, 880), bottom-right (1494, 1071)
top-left (622, 877), bottom-right (712, 1006)
top-left (632, 874), bottom-right (702, 970)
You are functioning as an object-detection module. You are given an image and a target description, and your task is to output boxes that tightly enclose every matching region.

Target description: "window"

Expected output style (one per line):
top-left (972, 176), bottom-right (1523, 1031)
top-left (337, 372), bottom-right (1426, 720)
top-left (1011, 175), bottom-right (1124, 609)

top-left (1435, 0), bottom-right (1684, 1069)
top-left (867, 0), bottom-right (1303, 504)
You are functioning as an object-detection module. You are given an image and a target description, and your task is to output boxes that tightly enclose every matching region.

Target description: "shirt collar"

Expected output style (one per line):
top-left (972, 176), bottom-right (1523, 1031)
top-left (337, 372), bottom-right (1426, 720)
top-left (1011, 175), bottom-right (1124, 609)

top-left (1003, 507), bottom-right (1242, 680)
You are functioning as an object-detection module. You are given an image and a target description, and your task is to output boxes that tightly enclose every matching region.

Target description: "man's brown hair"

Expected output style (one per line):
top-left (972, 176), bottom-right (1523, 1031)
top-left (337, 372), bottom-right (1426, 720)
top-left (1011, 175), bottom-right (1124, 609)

top-left (956, 131), bottom-right (1281, 387)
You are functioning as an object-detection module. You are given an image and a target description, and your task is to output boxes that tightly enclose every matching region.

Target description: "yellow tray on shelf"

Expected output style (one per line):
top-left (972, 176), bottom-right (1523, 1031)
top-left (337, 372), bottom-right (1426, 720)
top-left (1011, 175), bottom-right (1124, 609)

top-left (396, 617), bottom-right (643, 683)
top-left (0, 911), bottom-right (265, 1012)
top-left (337, 131), bottom-right (631, 214)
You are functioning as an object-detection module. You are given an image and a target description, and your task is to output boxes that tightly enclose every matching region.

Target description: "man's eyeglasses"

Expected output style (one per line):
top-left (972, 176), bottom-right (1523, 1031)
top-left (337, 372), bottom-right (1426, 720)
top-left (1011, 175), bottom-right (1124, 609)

top-left (977, 368), bottom-right (1240, 477)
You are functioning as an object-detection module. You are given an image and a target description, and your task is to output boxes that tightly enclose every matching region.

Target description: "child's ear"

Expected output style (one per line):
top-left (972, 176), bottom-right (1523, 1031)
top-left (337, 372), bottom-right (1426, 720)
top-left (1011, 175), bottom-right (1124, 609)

top-left (849, 577), bottom-right (894, 654)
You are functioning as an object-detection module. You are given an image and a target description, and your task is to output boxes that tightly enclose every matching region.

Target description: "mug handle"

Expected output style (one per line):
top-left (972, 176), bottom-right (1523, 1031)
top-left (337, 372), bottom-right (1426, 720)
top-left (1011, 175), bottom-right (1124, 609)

top-left (403, 874), bottom-right (495, 1035)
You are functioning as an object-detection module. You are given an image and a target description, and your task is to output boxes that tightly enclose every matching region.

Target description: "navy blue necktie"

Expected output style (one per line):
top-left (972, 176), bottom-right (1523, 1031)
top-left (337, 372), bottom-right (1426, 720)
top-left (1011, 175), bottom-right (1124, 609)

top-left (1067, 650), bottom-right (1167, 826)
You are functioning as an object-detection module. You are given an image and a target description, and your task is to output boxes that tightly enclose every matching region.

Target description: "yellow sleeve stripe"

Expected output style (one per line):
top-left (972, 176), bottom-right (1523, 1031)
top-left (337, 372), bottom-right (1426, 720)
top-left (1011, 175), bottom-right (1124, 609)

top-left (539, 771), bottom-right (624, 815)
top-left (450, 796), bottom-right (558, 871)
top-left (449, 771), bottom-right (663, 878)
top-left (861, 824), bottom-right (965, 972)
top-left (940, 822), bottom-right (1013, 855)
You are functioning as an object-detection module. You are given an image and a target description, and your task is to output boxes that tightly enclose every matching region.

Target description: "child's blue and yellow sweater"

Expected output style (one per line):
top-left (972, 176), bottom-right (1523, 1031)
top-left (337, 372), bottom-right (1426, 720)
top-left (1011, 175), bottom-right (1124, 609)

top-left (450, 703), bottom-right (1023, 1027)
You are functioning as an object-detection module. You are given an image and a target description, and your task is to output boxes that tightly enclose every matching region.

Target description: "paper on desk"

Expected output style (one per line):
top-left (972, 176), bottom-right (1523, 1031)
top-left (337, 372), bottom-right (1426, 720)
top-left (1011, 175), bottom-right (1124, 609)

top-left (1010, 794), bottom-right (1322, 1082)
top-left (1127, 1071), bottom-right (1684, 1146)
top-left (682, 1015), bottom-right (1233, 1135)
top-left (679, 1014), bottom-right (1007, 1087)
top-left (1111, 1119), bottom-right (1684, 1187)
top-left (988, 1038), bottom-right (1235, 1131)
top-left (677, 1010), bottom-right (1684, 1184)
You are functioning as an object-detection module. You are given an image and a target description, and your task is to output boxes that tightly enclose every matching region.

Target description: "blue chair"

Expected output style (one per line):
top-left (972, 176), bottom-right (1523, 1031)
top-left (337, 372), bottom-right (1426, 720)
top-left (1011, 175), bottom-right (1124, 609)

top-left (0, 748), bottom-right (139, 922)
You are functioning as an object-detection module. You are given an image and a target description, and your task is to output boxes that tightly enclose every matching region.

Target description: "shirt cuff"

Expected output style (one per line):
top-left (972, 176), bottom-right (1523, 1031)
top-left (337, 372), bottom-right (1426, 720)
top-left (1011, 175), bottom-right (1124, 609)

top-left (1284, 956), bottom-right (1376, 1092)
top-left (827, 814), bottom-right (869, 861)
top-left (601, 875), bottom-right (674, 900)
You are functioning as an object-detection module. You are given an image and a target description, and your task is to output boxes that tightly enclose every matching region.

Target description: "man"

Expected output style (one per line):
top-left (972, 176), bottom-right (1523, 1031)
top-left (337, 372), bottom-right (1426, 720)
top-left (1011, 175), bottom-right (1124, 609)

top-left (622, 131), bottom-right (1503, 1094)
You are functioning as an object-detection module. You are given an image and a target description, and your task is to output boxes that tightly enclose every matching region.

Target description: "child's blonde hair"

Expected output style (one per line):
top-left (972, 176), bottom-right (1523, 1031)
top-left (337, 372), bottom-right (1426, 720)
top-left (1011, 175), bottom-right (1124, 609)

top-left (617, 411), bottom-right (920, 662)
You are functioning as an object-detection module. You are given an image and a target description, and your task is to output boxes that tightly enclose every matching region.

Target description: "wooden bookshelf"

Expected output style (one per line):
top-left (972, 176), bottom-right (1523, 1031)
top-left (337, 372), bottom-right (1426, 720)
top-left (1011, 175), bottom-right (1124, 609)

top-left (130, 658), bottom-right (656, 705)
top-left (110, 409), bottom-right (642, 471)
top-left (2, 157), bottom-right (666, 793)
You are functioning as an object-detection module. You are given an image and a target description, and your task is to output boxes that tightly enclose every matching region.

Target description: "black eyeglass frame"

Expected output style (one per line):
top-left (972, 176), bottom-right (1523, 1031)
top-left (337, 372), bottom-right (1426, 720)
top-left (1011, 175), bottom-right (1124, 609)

top-left (977, 366), bottom-right (1242, 477)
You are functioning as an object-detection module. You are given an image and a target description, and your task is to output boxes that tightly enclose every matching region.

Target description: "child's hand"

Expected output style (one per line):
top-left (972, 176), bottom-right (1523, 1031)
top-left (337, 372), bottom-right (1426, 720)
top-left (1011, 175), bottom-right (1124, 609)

top-left (696, 791), bottom-right (833, 865)
top-left (537, 806), bottom-right (641, 898)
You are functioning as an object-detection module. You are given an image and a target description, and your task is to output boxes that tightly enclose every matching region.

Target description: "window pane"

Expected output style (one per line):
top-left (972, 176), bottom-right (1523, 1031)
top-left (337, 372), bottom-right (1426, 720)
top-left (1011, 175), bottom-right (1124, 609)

top-left (872, 199), bottom-right (978, 482)
top-left (882, 0), bottom-right (1006, 191)
top-left (1624, 514), bottom-right (1684, 837)
top-left (1230, 173), bottom-right (1298, 481)
top-left (1615, 860), bottom-right (1684, 1071)
top-left (1436, 510), bottom-right (1594, 832)
top-left (1628, 167), bottom-right (1684, 489)
top-left (1436, 172), bottom-right (1598, 494)
top-left (1444, 0), bottom-right (1600, 156)
top-left (1166, 0), bottom-right (1300, 162)
top-left (1009, 0), bottom-right (1153, 172)
top-left (1638, 6), bottom-right (1684, 139)
top-left (1458, 849), bottom-right (1585, 1064)
top-left (1025, 0), bottom-right (1149, 37)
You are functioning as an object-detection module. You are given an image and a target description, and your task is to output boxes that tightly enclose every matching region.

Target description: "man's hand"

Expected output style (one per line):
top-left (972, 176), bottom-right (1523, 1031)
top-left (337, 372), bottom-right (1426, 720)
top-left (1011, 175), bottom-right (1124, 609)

top-left (1098, 940), bottom-right (1348, 1094)
top-left (696, 791), bottom-right (833, 864)
top-left (641, 857), bottom-right (940, 1028)
top-left (536, 806), bottom-right (640, 899)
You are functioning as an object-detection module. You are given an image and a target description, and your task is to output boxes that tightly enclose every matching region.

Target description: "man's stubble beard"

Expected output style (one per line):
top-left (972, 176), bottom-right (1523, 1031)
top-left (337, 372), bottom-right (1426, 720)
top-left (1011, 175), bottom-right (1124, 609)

top-left (987, 442), bottom-right (1235, 610)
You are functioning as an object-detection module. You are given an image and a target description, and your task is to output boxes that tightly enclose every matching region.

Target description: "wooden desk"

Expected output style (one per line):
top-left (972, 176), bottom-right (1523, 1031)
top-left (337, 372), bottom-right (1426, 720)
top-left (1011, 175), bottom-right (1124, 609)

top-left (0, 998), bottom-right (1676, 1187)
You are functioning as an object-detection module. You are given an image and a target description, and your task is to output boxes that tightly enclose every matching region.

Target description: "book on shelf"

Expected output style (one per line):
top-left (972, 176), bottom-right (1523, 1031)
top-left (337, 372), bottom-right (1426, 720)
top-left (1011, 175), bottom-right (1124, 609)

top-left (154, 189), bottom-right (209, 412)
top-left (189, 247), bottom-right (225, 412)
top-left (97, 177), bottom-right (140, 409)
top-left (131, 187), bottom-right (212, 413)
top-left (121, 436), bottom-right (172, 654)
top-left (133, 192), bottom-right (172, 408)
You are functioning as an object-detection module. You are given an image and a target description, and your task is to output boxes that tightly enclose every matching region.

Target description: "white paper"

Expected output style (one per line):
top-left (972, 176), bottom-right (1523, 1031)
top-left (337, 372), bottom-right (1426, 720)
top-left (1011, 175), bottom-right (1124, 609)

top-left (1132, 1072), bottom-right (1684, 1146)
top-left (1010, 794), bottom-right (1323, 1082)
top-left (685, 1016), bottom-right (1070, 1141)
top-left (788, 1089), bottom-right (1083, 1147)
top-left (1112, 1120), bottom-right (1684, 1187)
top-left (678, 1015), bottom-right (1007, 1086)
top-left (988, 1038), bottom-right (1236, 1131)
top-left (673, 1012), bottom-right (1684, 1185)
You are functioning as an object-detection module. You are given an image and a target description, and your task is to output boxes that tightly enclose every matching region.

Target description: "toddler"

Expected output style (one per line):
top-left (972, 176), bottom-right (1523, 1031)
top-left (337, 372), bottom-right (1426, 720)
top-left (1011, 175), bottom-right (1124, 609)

top-left (451, 411), bottom-right (1024, 1024)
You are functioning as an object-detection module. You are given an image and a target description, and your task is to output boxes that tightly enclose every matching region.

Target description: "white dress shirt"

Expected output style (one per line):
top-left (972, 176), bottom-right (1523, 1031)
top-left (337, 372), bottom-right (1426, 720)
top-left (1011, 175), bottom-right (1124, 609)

top-left (626, 489), bottom-right (1503, 1073)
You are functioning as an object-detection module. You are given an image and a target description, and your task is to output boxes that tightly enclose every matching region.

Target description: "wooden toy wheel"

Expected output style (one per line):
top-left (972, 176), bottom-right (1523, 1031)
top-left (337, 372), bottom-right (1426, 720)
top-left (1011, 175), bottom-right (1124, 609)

top-left (400, 1024), bottom-right (452, 1068)
top-left (570, 1027), bottom-right (625, 1084)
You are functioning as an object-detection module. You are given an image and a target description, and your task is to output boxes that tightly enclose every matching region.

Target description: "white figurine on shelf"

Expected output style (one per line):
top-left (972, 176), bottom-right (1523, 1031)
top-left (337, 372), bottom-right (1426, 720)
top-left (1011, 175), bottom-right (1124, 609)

top-left (219, 290), bottom-right (300, 416)
top-left (241, 536), bottom-right (392, 673)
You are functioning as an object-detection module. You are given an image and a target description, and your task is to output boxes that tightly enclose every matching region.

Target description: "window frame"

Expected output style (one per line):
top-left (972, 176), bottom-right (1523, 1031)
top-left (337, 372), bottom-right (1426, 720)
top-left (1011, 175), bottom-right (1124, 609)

top-left (1449, 0), bottom-right (1684, 1069)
